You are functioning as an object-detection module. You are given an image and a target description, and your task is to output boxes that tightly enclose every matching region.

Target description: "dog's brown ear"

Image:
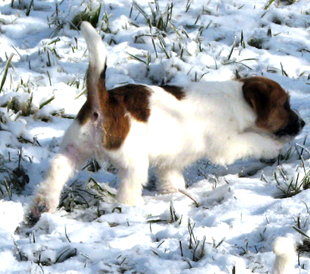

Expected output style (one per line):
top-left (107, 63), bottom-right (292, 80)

top-left (242, 78), bottom-right (272, 129)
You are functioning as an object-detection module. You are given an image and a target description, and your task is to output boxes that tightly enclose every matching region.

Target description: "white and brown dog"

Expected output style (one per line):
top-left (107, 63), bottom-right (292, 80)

top-left (28, 21), bottom-right (305, 224)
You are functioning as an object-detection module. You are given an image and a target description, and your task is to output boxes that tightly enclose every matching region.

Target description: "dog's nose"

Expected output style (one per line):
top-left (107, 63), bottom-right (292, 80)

top-left (301, 119), bottom-right (306, 128)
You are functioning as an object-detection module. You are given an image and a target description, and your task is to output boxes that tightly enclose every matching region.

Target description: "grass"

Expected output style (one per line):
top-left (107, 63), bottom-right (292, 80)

top-left (127, 51), bottom-right (151, 66)
top-left (187, 219), bottom-right (208, 262)
top-left (39, 95), bottom-right (55, 109)
top-left (131, 0), bottom-right (174, 32)
top-left (152, 217), bottom-right (209, 263)
top-left (0, 53), bottom-right (14, 93)
top-left (147, 201), bottom-right (182, 224)
top-left (71, 3), bottom-right (102, 29)
top-left (264, 0), bottom-right (277, 10)
top-left (179, 189), bottom-right (200, 207)
top-left (271, 143), bottom-right (310, 198)
top-left (59, 175), bottom-right (116, 216)
top-left (14, 237), bottom-right (78, 266)
top-left (0, 149), bottom-right (30, 200)
top-left (127, 0), bottom-right (272, 78)
top-left (247, 37), bottom-right (266, 49)
top-left (100, 11), bottom-right (112, 33)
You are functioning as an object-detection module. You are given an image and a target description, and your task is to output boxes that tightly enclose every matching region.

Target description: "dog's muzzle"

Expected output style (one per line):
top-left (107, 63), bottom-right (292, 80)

top-left (274, 111), bottom-right (305, 138)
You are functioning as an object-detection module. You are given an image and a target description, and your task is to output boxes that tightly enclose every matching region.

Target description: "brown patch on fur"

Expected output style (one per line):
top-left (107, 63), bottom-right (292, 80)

top-left (241, 76), bottom-right (291, 133)
top-left (161, 85), bottom-right (186, 100)
top-left (101, 97), bottom-right (130, 150)
top-left (76, 84), bottom-right (151, 150)
top-left (108, 84), bottom-right (151, 122)
top-left (98, 81), bottom-right (131, 150)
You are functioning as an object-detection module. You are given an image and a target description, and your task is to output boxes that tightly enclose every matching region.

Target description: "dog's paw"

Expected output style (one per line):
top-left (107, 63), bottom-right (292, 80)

top-left (157, 182), bottom-right (186, 195)
top-left (116, 191), bottom-right (145, 206)
top-left (26, 194), bottom-right (55, 226)
top-left (156, 169), bottom-right (186, 194)
top-left (260, 157), bottom-right (277, 165)
top-left (27, 201), bottom-right (49, 226)
top-left (158, 186), bottom-right (179, 194)
top-left (260, 139), bottom-right (284, 159)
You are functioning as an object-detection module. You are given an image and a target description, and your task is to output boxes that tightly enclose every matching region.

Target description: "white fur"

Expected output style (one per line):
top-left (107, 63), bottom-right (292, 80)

top-left (30, 22), bottom-right (287, 215)
top-left (80, 21), bottom-right (107, 79)
top-left (147, 83), bottom-right (284, 168)
top-left (31, 80), bottom-right (285, 211)
top-left (272, 237), bottom-right (296, 274)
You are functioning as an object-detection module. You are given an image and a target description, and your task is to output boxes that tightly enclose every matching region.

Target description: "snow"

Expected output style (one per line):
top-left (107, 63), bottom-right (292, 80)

top-left (0, 0), bottom-right (310, 273)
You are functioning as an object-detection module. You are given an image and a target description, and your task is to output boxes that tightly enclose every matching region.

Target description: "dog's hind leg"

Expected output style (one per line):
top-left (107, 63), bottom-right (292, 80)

top-left (156, 168), bottom-right (186, 194)
top-left (28, 122), bottom-right (92, 225)
top-left (27, 22), bottom-right (109, 225)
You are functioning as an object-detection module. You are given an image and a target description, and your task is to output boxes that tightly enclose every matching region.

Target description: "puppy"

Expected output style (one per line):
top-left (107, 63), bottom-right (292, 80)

top-left (28, 21), bottom-right (305, 224)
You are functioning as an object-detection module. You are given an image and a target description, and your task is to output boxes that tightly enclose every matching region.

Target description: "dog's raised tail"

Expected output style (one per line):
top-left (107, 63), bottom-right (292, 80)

top-left (81, 21), bottom-right (107, 80)
top-left (272, 237), bottom-right (296, 274)
top-left (80, 22), bottom-right (107, 118)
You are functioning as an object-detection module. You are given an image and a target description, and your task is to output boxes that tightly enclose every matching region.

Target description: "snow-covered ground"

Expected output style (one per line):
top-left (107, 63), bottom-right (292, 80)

top-left (0, 0), bottom-right (310, 273)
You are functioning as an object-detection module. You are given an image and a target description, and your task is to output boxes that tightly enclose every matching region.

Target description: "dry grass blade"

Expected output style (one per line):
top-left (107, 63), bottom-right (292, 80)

top-left (55, 247), bottom-right (77, 263)
top-left (179, 189), bottom-right (199, 207)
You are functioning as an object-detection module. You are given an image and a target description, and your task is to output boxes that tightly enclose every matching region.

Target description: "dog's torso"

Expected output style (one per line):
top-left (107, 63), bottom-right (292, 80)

top-left (66, 80), bottom-right (258, 170)
top-left (146, 81), bottom-right (256, 167)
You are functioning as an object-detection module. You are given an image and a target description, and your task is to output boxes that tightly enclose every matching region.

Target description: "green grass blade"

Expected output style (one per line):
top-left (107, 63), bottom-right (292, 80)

top-left (39, 95), bottom-right (55, 109)
top-left (293, 226), bottom-right (310, 239)
top-left (0, 53), bottom-right (14, 93)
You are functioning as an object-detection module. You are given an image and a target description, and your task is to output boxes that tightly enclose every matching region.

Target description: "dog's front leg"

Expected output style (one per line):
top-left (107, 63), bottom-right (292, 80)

top-left (211, 132), bottom-right (285, 166)
top-left (116, 154), bottom-right (149, 206)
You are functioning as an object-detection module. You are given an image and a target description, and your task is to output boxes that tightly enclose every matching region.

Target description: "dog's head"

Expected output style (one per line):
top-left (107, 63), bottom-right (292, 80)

top-left (241, 77), bottom-right (305, 139)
